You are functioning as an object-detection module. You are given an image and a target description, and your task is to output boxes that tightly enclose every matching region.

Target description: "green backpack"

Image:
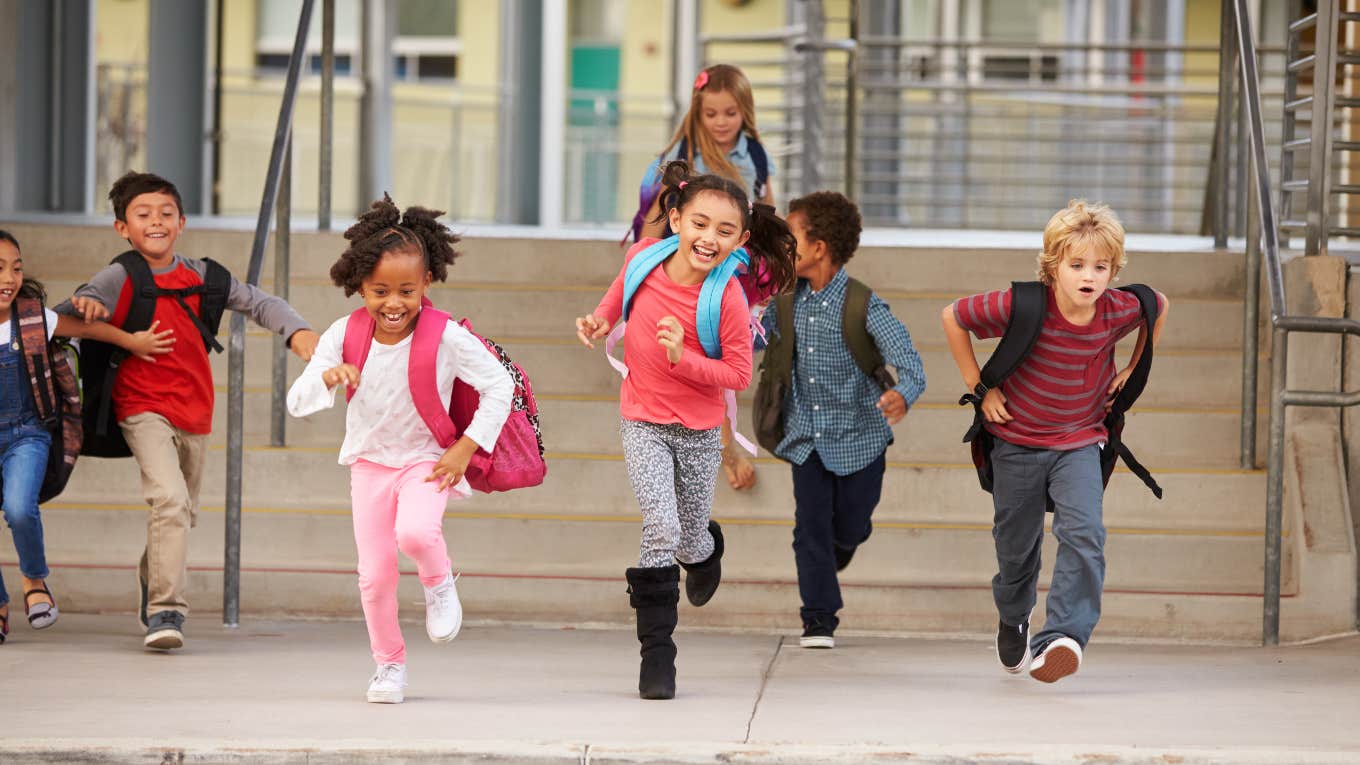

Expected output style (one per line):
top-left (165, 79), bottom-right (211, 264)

top-left (752, 277), bottom-right (895, 458)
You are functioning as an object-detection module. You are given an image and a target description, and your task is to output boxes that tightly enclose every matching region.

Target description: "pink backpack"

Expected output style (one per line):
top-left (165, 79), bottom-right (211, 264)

top-left (341, 300), bottom-right (547, 493)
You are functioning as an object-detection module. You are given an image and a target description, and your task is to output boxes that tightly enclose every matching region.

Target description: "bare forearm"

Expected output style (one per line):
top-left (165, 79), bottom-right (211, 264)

top-left (54, 314), bottom-right (137, 351)
top-left (941, 306), bottom-right (981, 389)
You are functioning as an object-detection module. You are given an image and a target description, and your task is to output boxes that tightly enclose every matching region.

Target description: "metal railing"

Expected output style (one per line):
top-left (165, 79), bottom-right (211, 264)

top-left (1222, 0), bottom-right (1360, 646)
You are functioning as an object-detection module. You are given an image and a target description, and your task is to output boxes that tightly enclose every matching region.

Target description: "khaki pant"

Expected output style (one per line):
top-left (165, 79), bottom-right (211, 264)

top-left (120, 412), bottom-right (208, 618)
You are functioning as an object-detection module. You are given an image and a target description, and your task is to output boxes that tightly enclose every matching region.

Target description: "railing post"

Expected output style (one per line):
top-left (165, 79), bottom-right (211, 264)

top-left (271, 137), bottom-right (291, 448)
top-left (799, 0), bottom-right (825, 194)
top-left (319, 0), bottom-right (334, 231)
top-left (1305, 0), bottom-right (1337, 257)
top-left (1213, 0), bottom-right (1236, 248)
top-left (1264, 326), bottom-right (1288, 646)
top-left (224, 312), bottom-right (245, 628)
top-left (1241, 147), bottom-right (1261, 469)
top-left (843, 0), bottom-right (859, 200)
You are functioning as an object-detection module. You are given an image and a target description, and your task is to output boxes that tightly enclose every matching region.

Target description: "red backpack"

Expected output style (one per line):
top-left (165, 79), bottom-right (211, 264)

top-left (340, 299), bottom-right (546, 493)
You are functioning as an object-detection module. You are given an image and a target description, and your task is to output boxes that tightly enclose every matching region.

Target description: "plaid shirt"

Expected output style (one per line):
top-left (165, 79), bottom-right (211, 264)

top-left (763, 269), bottom-right (926, 475)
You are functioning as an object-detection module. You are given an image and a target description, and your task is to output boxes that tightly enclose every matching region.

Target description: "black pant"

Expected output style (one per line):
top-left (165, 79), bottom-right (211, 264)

top-left (790, 450), bottom-right (886, 629)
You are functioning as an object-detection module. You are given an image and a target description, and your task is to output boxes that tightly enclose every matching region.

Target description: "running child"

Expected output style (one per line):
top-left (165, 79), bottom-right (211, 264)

top-left (0, 229), bottom-right (174, 643)
top-left (287, 197), bottom-right (514, 704)
top-left (576, 160), bottom-right (796, 700)
top-left (940, 200), bottom-right (1168, 683)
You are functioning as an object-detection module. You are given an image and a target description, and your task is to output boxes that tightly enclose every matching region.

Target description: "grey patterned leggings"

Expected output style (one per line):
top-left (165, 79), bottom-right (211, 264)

top-left (620, 418), bottom-right (722, 568)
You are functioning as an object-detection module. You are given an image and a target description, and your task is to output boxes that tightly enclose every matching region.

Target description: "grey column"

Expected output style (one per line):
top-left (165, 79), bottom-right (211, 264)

top-left (148, 0), bottom-right (208, 214)
top-left (359, 0), bottom-right (394, 205)
top-left (496, 0), bottom-right (542, 224)
top-left (0, 0), bottom-right (93, 213)
top-left (860, 0), bottom-right (901, 222)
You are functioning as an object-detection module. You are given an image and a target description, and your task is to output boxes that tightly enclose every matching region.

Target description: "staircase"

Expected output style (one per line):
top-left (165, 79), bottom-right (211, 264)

top-left (6, 218), bottom-right (1351, 643)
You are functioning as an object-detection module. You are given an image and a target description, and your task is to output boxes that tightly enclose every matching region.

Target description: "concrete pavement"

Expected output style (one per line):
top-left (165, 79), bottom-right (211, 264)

top-left (1, 613), bottom-right (1358, 764)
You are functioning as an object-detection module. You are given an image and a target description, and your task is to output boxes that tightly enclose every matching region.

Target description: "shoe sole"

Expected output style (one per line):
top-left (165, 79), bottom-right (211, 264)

top-left (1030, 644), bottom-right (1080, 683)
top-left (428, 624), bottom-right (460, 643)
top-left (28, 606), bottom-right (58, 630)
top-left (366, 690), bottom-right (404, 703)
top-left (799, 636), bottom-right (835, 649)
top-left (144, 629), bottom-right (183, 650)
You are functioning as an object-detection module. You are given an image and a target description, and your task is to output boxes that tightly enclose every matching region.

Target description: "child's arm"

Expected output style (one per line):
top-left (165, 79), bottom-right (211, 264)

top-left (286, 318), bottom-right (347, 418)
top-left (425, 321), bottom-right (516, 491)
top-left (1108, 292), bottom-right (1170, 401)
top-left (52, 264), bottom-right (128, 320)
top-left (665, 281), bottom-right (753, 390)
top-left (221, 272), bottom-right (318, 361)
top-left (54, 315), bottom-right (175, 361)
top-left (866, 296), bottom-right (926, 425)
top-left (941, 303), bottom-right (1011, 424)
top-left (576, 259), bottom-right (628, 348)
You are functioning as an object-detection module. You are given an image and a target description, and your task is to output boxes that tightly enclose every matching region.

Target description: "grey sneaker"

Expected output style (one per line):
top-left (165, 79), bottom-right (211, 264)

top-left (144, 610), bottom-right (185, 650)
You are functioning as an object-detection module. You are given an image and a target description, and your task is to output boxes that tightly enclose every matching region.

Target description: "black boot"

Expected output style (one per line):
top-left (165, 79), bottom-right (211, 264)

top-left (626, 565), bottom-right (680, 700)
top-left (678, 520), bottom-right (724, 607)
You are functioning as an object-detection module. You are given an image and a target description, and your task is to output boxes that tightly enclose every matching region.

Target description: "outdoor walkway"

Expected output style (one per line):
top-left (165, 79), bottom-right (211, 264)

top-left (2, 613), bottom-right (1358, 764)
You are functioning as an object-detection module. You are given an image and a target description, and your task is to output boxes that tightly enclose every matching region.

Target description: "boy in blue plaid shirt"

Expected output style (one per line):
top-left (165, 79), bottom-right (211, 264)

top-left (762, 192), bottom-right (926, 648)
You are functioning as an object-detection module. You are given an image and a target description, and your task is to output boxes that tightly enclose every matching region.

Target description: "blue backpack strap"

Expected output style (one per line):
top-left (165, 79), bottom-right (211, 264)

top-left (622, 236), bottom-right (680, 321)
top-left (746, 137), bottom-right (770, 199)
top-left (695, 247), bottom-right (751, 359)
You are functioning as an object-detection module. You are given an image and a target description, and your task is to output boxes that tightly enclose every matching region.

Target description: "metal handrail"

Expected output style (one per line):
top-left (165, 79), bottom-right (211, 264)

top-left (1226, 0), bottom-right (1359, 646)
top-left (224, 0), bottom-right (317, 628)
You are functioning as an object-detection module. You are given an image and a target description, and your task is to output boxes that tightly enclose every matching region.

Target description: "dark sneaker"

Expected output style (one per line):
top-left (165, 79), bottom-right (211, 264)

top-left (136, 573), bottom-right (148, 628)
top-left (799, 619), bottom-right (835, 649)
top-left (997, 615), bottom-right (1032, 674)
top-left (1029, 636), bottom-right (1082, 684)
top-left (834, 544), bottom-right (856, 572)
top-left (144, 610), bottom-right (185, 650)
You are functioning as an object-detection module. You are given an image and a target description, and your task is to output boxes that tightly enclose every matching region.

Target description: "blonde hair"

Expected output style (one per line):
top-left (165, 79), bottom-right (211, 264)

top-left (661, 64), bottom-right (761, 187)
top-left (1037, 199), bottom-right (1127, 285)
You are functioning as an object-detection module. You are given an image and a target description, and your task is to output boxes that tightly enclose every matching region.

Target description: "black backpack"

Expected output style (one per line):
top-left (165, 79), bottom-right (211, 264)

top-left (753, 277), bottom-right (896, 457)
top-left (958, 281), bottom-right (1163, 500)
top-left (80, 251), bottom-right (231, 457)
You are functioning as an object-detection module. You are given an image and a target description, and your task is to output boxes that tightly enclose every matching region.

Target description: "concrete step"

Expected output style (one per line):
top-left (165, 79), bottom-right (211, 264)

top-left (11, 223), bottom-right (1247, 298)
top-left (53, 452), bottom-right (1266, 532)
top-left (213, 389), bottom-right (1266, 472)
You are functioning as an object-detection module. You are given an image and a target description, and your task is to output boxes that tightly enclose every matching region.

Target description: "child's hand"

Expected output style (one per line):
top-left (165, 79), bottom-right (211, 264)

top-left (1106, 366), bottom-right (1135, 410)
top-left (71, 296), bottom-right (108, 323)
top-left (722, 445), bottom-right (757, 490)
top-left (575, 313), bottom-right (611, 348)
top-left (321, 363), bottom-right (360, 390)
top-left (288, 329), bottom-right (320, 361)
top-left (427, 438), bottom-right (477, 492)
top-left (656, 316), bottom-right (684, 364)
top-left (128, 321), bottom-right (176, 361)
top-left (877, 389), bottom-right (908, 425)
top-left (982, 387), bottom-right (1013, 424)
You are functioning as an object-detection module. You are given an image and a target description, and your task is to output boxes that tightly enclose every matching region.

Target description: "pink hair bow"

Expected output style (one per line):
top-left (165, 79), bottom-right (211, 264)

top-left (693, 70), bottom-right (710, 90)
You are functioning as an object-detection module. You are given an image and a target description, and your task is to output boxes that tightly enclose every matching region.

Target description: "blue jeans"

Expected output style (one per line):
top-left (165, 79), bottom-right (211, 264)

top-left (989, 438), bottom-right (1106, 649)
top-left (790, 450), bottom-right (886, 630)
top-left (0, 421), bottom-right (52, 608)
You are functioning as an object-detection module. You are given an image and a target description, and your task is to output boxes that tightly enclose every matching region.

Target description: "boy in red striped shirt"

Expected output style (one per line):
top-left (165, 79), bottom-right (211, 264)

top-left (940, 200), bottom-right (1167, 683)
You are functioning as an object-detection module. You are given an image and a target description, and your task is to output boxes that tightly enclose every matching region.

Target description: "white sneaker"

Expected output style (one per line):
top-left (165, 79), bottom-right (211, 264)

top-left (424, 572), bottom-right (462, 643)
top-left (366, 662), bottom-right (407, 704)
top-left (1029, 636), bottom-right (1082, 684)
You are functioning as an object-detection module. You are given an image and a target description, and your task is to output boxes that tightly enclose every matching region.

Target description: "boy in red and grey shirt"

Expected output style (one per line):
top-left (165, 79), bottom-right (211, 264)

top-left (56, 172), bottom-right (319, 651)
top-left (941, 200), bottom-right (1167, 683)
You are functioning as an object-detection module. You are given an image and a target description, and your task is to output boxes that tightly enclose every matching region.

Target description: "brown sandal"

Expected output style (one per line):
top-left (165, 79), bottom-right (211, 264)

top-left (23, 584), bottom-right (58, 630)
top-left (0, 606), bottom-right (9, 644)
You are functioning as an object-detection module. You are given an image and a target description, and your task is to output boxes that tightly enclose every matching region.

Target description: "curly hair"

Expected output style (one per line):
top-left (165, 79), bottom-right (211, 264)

top-left (650, 160), bottom-right (796, 295)
top-left (787, 191), bottom-right (862, 266)
top-left (329, 194), bottom-right (461, 297)
top-left (1037, 199), bottom-right (1126, 286)
top-left (108, 171), bottom-right (184, 223)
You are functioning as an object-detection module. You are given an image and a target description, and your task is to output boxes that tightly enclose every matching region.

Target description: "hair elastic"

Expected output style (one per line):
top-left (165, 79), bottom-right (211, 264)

top-left (678, 181), bottom-right (688, 190)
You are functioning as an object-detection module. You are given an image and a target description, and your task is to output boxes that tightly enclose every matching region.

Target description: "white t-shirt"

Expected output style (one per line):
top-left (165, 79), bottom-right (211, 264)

top-left (0, 307), bottom-right (59, 347)
top-left (287, 313), bottom-right (516, 491)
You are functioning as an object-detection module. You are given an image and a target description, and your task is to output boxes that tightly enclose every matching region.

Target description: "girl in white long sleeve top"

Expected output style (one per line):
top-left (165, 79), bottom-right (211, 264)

top-left (287, 199), bottom-right (513, 704)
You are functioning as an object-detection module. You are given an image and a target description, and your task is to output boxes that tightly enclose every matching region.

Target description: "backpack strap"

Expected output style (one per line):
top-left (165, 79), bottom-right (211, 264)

top-left (116, 251), bottom-right (227, 353)
top-left (747, 137), bottom-right (770, 200)
top-left (340, 307), bottom-right (374, 401)
top-left (958, 281), bottom-right (1047, 444)
top-left (13, 296), bottom-right (57, 422)
top-left (621, 237), bottom-right (680, 322)
top-left (114, 251), bottom-right (160, 334)
top-left (621, 236), bottom-right (749, 360)
top-left (198, 258), bottom-right (232, 338)
top-left (1104, 284), bottom-right (1163, 498)
top-left (842, 278), bottom-right (895, 392)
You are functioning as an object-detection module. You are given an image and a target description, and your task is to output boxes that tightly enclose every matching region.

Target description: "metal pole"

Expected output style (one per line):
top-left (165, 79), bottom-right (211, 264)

top-left (319, 0), bottom-right (334, 230)
top-left (224, 312), bottom-right (245, 628)
top-left (801, 1), bottom-right (826, 194)
top-left (271, 137), bottom-right (291, 448)
top-left (1264, 326), bottom-right (1287, 646)
top-left (211, 0), bottom-right (225, 213)
top-left (844, 0), bottom-right (860, 200)
top-left (1241, 146), bottom-right (1261, 468)
top-left (1305, 0), bottom-right (1336, 256)
top-left (48, 0), bottom-right (62, 211)
top-left (1213, 0), bottom-right (1235, 248)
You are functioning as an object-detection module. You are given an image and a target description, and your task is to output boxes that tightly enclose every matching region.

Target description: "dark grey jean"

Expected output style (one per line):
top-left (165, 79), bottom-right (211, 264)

top-left (989, 438), bottom-right (1106, 650)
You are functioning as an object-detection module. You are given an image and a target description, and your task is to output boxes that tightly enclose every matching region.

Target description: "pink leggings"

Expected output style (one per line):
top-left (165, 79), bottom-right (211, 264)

top-left (350, 459), bottom-right (461, 664)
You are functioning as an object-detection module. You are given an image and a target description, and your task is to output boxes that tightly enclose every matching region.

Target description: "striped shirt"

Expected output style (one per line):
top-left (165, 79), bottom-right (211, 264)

top-left (952, 286), bottom-right (1154, 451)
